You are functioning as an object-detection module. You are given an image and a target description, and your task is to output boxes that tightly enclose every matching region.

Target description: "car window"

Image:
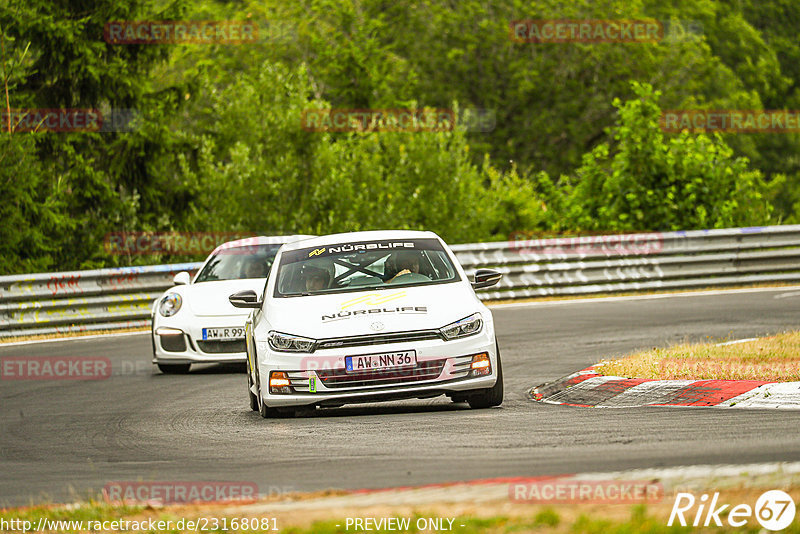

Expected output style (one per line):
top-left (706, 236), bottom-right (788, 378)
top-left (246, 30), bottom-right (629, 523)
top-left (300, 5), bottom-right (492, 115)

top-left (195, 244), bottom-right (283, 283)
top-left (273, 238), bottom-right (460, 297)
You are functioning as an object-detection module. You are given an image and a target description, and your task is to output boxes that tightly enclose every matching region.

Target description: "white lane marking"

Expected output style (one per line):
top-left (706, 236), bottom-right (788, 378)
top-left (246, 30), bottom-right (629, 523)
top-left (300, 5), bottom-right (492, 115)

top-left (774, 291), bottom-right (800, 299)
top-left (230, 461), bottom-right (800, 513)
top-left (488, 285), bottom-right (800, 309)
top-left (571, 461), bottom-right (800, 484)
top-left (0, 330), bottom-right (149, 347)
top-left (715, 338), bottom-right (758, 346)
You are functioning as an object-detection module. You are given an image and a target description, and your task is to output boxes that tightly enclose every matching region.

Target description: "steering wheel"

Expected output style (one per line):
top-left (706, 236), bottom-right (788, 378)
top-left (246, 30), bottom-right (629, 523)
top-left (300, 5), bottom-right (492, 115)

top-left (387, 272), bottom-right (431, 284)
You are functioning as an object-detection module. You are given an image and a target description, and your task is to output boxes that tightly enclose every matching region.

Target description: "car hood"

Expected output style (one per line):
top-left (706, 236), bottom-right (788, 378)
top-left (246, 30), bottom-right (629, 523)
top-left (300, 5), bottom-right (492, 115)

top-left (186, 279), bottom-right (267, 316)
top-left (265, 283), bottom-right (482, 338)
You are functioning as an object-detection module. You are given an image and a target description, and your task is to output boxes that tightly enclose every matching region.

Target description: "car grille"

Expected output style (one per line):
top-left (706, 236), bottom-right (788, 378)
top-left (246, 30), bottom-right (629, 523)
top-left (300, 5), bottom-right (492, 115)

top-left (284, 355), bottom-right (474, 394)
top-left (315, 359), bottom-right (446, 389)
top-left (160, 334), bottom-right (187, 352)
top-left (315, 330), bottom-right (443, 350)
top-left (197, 340), bottom-right (246, 353)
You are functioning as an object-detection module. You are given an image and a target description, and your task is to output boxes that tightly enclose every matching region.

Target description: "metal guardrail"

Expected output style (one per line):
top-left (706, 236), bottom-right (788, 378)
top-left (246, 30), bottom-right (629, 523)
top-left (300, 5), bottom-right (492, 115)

top-left (2, 225), bottom-right (800, 338)
top-left (0, 263), bottom-right (202, 338)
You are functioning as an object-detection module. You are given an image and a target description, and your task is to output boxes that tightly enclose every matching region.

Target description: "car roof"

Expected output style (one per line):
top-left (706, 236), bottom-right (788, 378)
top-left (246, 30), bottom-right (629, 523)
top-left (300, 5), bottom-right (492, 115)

top-left (212, 234), bottom-right (316, 254)
top-left (279, 230), bottom-right (440, 252)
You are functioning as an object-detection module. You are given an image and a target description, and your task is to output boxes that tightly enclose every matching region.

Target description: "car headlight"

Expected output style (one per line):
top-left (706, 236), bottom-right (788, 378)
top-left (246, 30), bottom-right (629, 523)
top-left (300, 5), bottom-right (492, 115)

top-left (440, 313), bottom-right (483, 340)
top-left (158, 293), bottom-right (183, 317)
top-left (268, 331), bottom-right (316, 353)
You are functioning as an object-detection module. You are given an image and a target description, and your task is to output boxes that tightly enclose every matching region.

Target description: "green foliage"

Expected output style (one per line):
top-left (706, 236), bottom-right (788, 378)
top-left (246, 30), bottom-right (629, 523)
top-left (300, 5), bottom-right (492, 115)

top-left (552, 82), bottom-right (773, 231)
top-left (0, 134), bottom-right (68, 273)
top-left (172, 61), bottom-right (544, 243)
top-left (1, 0), bottom-right (797, 274)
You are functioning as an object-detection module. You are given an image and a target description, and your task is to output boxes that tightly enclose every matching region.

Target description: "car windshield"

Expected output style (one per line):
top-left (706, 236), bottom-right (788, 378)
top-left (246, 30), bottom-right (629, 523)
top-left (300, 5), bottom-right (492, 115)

top-left (195, 244), bottom-right (283, 283)
top-left (273, 238), bottom-right (460, 297)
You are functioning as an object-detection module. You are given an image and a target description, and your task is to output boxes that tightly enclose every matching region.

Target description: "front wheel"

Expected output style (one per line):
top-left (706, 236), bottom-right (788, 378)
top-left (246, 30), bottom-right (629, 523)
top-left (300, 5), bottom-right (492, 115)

top-left (467, 350), bottom-right (503, 409)
top-left (247, 359), bottom-right (258, 412)
top-left (157, 363), bottom-right (191, 374)
top-left (253, 362), bottom-right (295, 418)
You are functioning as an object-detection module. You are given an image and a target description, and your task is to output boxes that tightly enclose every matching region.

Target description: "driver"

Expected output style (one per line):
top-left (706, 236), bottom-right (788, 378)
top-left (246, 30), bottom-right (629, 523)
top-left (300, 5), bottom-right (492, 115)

top-left (300, 264), bottom-right (330, 292)
top-left (241, 257), bottom-right (268, 278)
top-left (386, 250), bottom-right (423, 283)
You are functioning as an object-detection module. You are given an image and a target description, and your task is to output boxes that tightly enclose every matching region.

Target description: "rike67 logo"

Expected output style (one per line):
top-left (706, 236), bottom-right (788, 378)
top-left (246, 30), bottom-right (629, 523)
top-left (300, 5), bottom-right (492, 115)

top-left (668, 490), bottom-right (796, 531)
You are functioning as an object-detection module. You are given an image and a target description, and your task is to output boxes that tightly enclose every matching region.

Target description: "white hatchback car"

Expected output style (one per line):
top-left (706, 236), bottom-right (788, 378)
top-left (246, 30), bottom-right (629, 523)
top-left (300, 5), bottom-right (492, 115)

top-left (151, 235), bottom-right (313, 373)
top-left (230, 230), bottom-right (504, 417)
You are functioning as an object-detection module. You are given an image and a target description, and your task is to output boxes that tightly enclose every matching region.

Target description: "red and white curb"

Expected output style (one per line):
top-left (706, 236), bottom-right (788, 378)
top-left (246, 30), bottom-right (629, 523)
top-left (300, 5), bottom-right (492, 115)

top-left (531, 367), bottom-right (800, 409)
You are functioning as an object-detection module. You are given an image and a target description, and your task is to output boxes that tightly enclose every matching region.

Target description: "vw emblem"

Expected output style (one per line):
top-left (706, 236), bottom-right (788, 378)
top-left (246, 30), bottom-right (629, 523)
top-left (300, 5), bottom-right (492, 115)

top-left (370, 322), bottom-right (385, 332)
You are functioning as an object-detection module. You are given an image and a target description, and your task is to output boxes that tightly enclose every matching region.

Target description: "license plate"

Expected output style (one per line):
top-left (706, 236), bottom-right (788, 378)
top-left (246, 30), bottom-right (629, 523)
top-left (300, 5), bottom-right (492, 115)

top-left (345, 350), bottom-right (416, 373)
top-left (202, 327), bottom-right (245, 341)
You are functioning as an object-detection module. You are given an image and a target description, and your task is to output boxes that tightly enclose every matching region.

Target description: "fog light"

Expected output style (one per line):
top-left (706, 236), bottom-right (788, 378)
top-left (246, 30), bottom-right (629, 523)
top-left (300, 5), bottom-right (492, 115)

top-left (470, 352), bottom-right (491, 377)
top-left (155, 327), bottom-right (183, 336)
top-left (269, 371), bottom-right (292, 394)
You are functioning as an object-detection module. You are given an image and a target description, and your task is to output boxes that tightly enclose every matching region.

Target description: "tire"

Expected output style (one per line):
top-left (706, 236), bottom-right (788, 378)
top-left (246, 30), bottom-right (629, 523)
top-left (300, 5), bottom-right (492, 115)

top-left (253, 360), bottom-right (294, 418)
top-left (247, 358), bottom-right (258, 412)
top-left (157, 363), bottom-right (191, 374)
top-left (258, 395), bottom-right (294, 418)
top-left (259, 402), bottom-right (288, 418)
top-left (467, 348), bottom-right (504, 409)
top-left (150, 321), bottom-right (157, 357)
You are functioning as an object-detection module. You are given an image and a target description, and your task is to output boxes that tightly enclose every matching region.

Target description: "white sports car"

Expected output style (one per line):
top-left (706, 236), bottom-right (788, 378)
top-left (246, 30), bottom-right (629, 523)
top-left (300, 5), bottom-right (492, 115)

top-left (230, 230), bottom-right (504, 417)
top-left (151, 235), bottom-right (314, 373)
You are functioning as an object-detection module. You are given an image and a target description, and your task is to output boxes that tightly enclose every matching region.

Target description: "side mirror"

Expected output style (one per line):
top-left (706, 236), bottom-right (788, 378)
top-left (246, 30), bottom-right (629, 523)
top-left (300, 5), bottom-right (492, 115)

top-left (229, 290), bottom-right (262, 309)
top-left (471, 268), bottom-right (502, 290)
top-left (173, 271), bottom-right (191, 285)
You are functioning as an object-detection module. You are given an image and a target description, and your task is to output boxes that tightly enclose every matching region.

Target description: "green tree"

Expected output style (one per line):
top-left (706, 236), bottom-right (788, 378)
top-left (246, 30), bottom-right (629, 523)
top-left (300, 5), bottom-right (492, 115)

top-left (169, 60), bottom-right (543, 243)
top-left (0, 0), bottom-right (189, 272)
top-left (557, 82), bottom-right (773, 231)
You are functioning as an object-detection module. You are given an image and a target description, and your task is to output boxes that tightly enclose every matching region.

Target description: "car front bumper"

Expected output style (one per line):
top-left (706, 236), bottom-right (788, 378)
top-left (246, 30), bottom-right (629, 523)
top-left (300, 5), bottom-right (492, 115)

top-left (152, 314), bottom-right (249, 365)
top-left (256, 329), bottom-right (498, 408)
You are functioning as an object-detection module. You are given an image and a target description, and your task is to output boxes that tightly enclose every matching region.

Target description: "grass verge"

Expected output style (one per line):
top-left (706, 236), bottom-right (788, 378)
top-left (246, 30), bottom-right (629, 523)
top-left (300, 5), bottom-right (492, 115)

top-left (598, 331), bottom-right (800, 381)
top-left (2, 487), bottom-right (799, 533)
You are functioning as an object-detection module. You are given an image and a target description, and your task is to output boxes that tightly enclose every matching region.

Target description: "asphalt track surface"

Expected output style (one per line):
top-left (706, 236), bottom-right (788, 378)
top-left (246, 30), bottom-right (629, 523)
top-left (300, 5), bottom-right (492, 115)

top-left (2, 287), bottom-right (800, 506)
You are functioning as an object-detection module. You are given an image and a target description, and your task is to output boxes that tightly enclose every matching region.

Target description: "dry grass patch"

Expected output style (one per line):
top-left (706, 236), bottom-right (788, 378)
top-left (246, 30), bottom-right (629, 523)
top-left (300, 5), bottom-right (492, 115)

top-left (598, 331), bottom-right (800, 381)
